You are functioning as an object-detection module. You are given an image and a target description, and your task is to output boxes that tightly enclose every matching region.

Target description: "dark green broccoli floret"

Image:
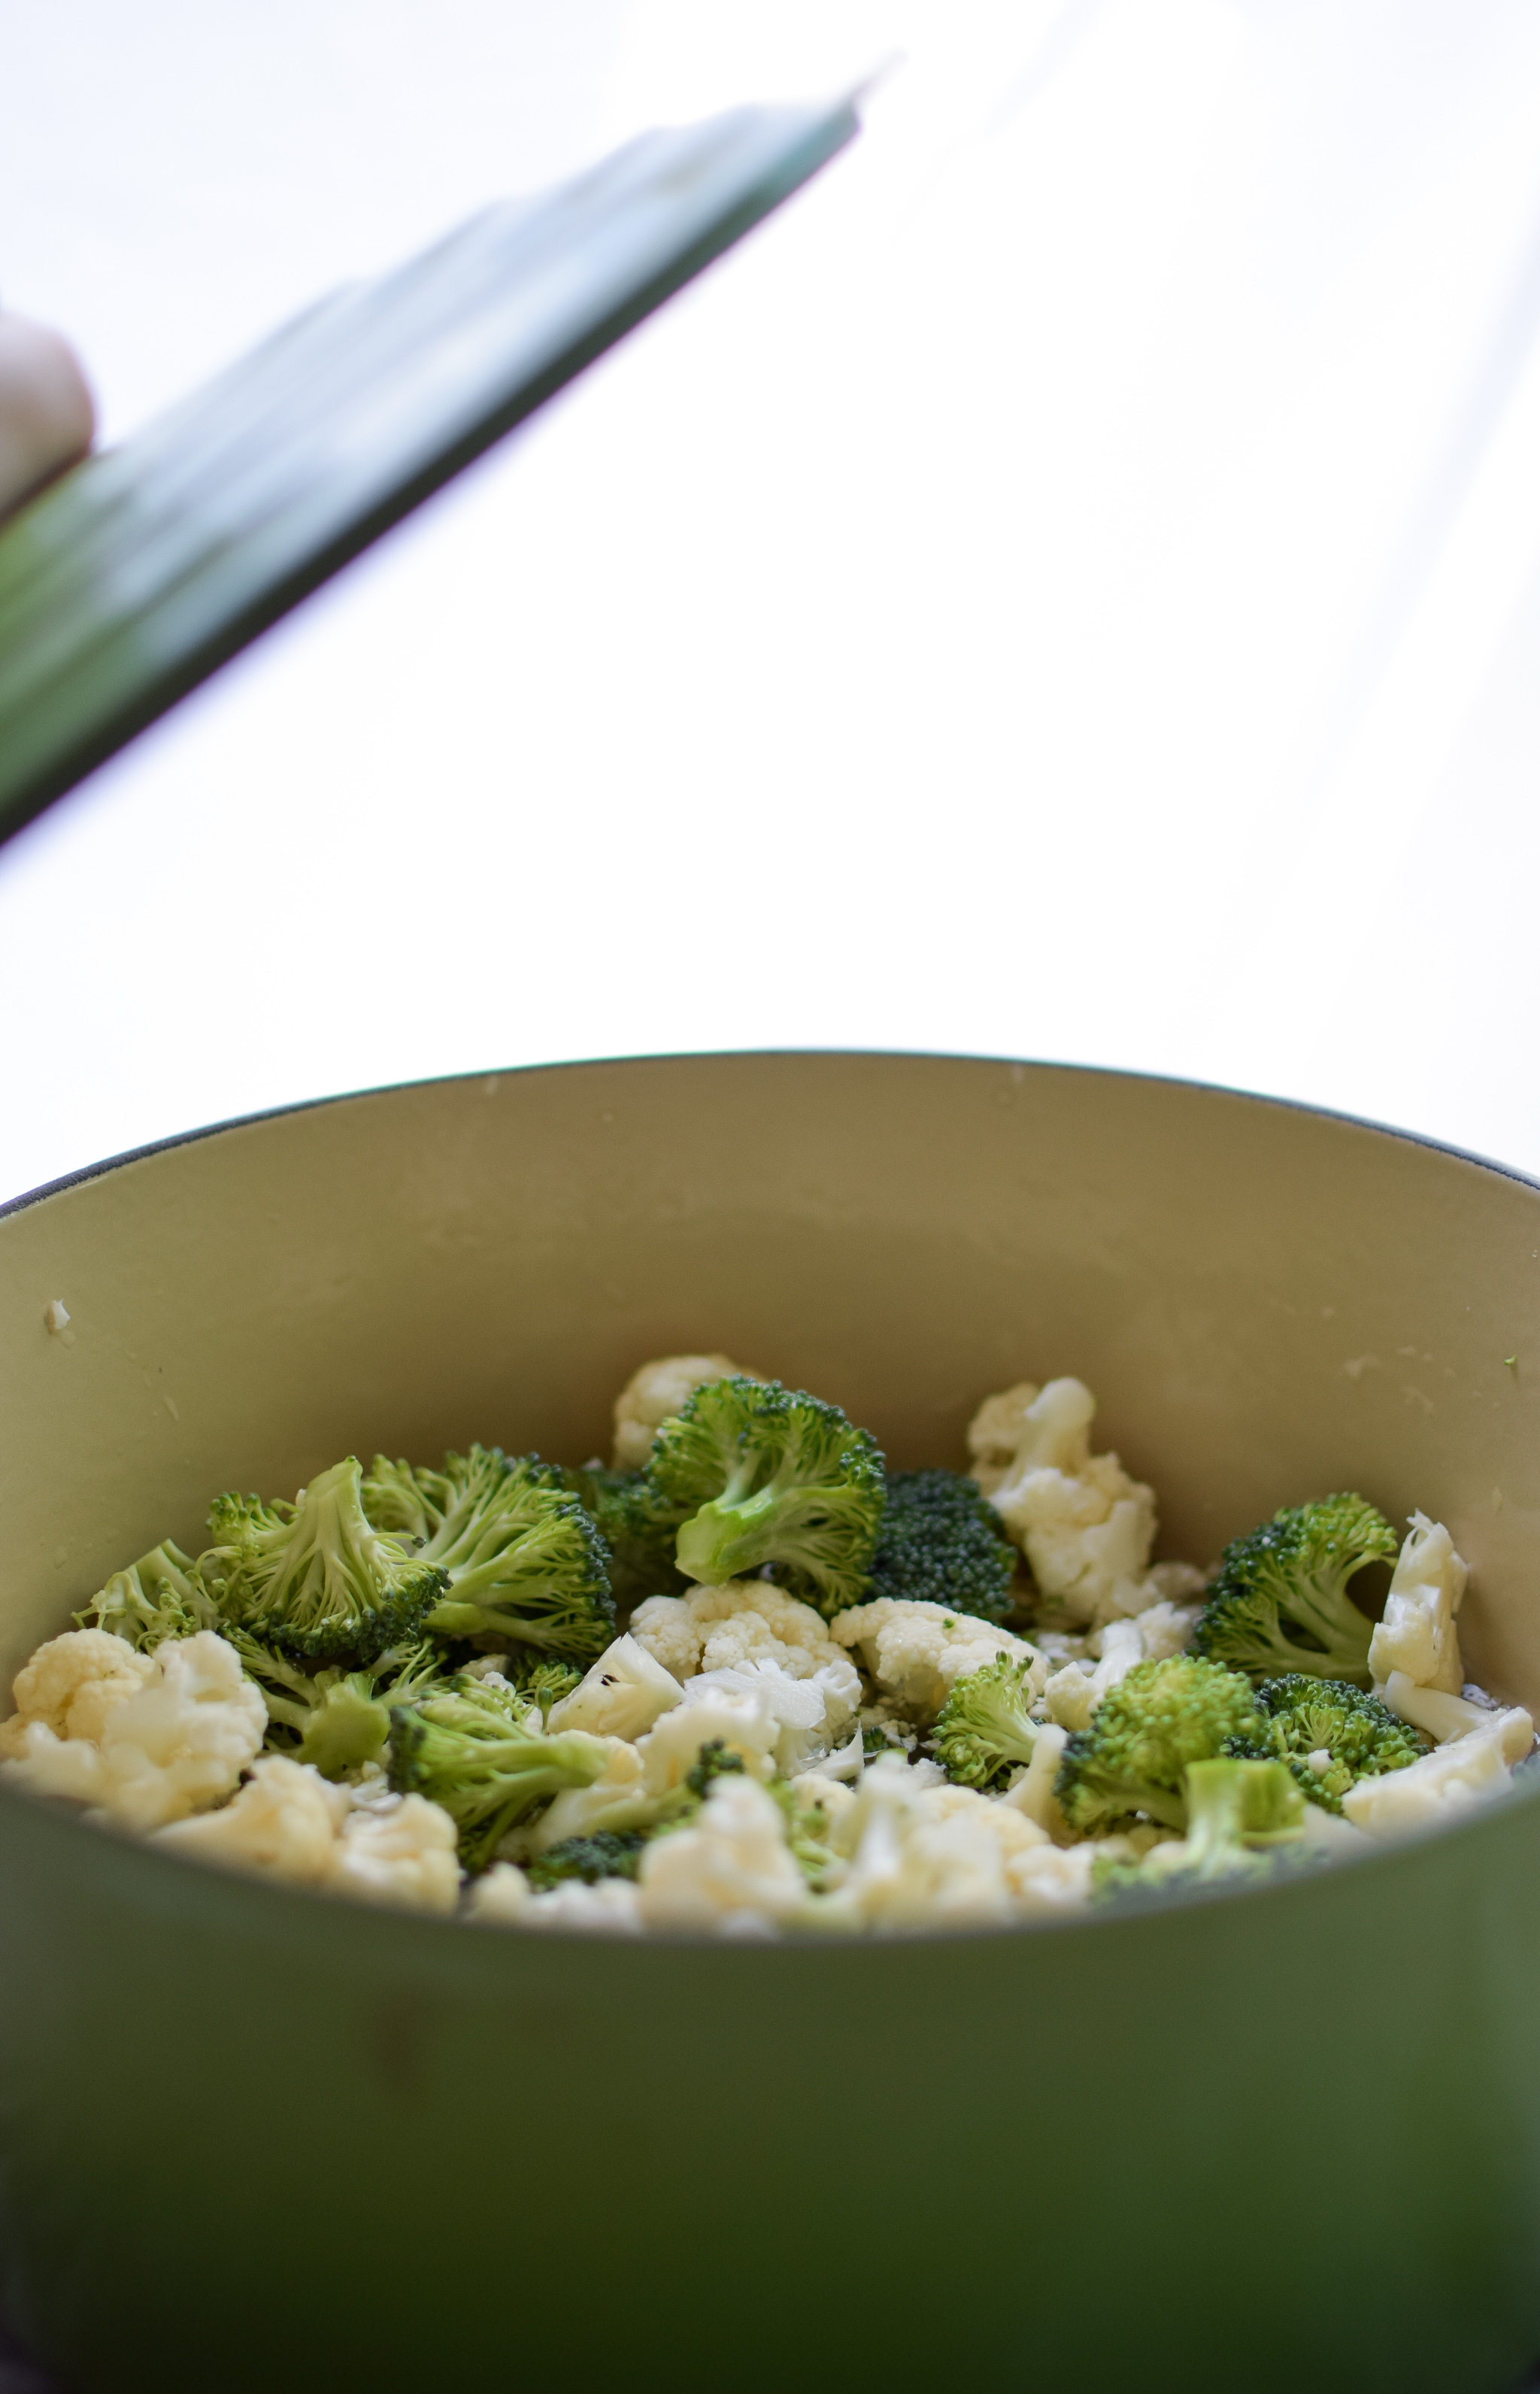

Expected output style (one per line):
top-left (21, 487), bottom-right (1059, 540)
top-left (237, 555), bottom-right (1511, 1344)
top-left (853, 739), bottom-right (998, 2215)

top-left (364, 1446), bottom-right (615, 1663)
top-left (562, 1464), bottom-right (690, 1611)
top-left (389, 1675), bottom-right (611, 1871)
top-left (864, 1469), bottom-right (1017, 1623)
top-left (201, 1458), bottom-right (446, 1662)
top-left (1224, 1673), bottom-right (1432, 1813)
top-left (647, 1376), bottom-right (885, 1619)
top-left (684, 1737), bottom-right (747, 1798)
top-left (500, 1655), bottom-right (584, 1719)
top-left (526, 1830), bottom-right (647, 1890)
top-left (76, 1541), bottom-right (221, 1649)
top-left (1094, 1756), bottom-right (1307, 1901)
top-left (932, 1653), bottom-right (1043, 1787)
top-left (228, 1627), bottom-right (445, 1778)
top-left (1193, 1493), bottom-right (1396, 1686)
top-left (1056, 1654), bottom-right (1263, 1834)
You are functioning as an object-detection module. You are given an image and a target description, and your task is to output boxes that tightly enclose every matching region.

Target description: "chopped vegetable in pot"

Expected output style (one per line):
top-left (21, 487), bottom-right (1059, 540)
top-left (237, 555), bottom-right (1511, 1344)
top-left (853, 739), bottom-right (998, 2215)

top-left (2, 1361), bottom-right (1532, 1937)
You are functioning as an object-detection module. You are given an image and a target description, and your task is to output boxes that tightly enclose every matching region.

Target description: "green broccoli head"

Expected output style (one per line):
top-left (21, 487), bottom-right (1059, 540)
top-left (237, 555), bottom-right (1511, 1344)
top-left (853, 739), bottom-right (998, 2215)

top-left (932, 1653), bottom-right (1042, 1788)
top-left (864, 1470), bottom-right (1018, 1623)
top-left (76, 1541), bottom-right (222, 1650)
top-left (1095, 1755), bottom-right (1308, 1902)
top-left (1224, 1673), bottom-right (1432, 1813)
top-left (364, 1447), bottom-right (615, 1664)
top-left (1056, 1654), bottom-right (1264, 1835)
top-left (388, 1675), bottom-right (611, 1870)
top-left (499, 1654), bottom-right (584, 1719)
top-left (561, 1464), bottom-right (691, 1612)
top-left (1193, 1493), bottom-right (1396, 1686)
top-left (526, 1830), bottom-right (647, 1891)
top-left (202, 1458), bottom-right (446, 1663)
top-left (647, 1376), bottom-right (885, 1619)
top-left (226, 1625), bottom-right (447, 1778)
top-left (684, 1737), bottom-right (747, 1798)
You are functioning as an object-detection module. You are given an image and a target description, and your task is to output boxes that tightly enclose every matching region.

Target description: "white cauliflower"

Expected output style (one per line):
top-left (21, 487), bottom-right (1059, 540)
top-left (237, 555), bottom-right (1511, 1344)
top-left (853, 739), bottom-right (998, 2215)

top-left (636, 1773), bottom-right (808, 1932)
top-left (0, 1627), bottom-right (153, 1748)
top-left (516, 1737), bottom-right (653, 1855)
top-left (468, 1865), bottom-right (644, 1935)
top-left (1378, 1668), bottom-right (1535, 1758)
top-left (828, 1756), bottom-right (1038, 1931)
top-left (611, 1352), bottom-right (759, 1471)
top-left (546, 1634), bottom-right (684, 1741)
top-left (159, 1753), bottom-right (459, 1910)
top-left (1041, 1601), bottom-right (1201, 1732)
top-left (157, 1753), bottom-right (350, 1883)
top-left (975, 1378), bottom-right (1163, 1628)
top-left (638, 1691), bottom-right (781, 1792)
top-left (332, 1796), bottom-right (460, 1913)
top-left (831, 1598), bottom-right (1044, 1720)
top-left (630, 1579), bottom-right (850, 1687)
top-left (1342, 1706), bottom-right (1534, 1836)
top-left (967, 1379), bottom-right (1042, 1497)
top-left (2, 1631), bottom-right (266, 1832)
top-left (682, 1654), bottom-right (860, 1779)
top-left (999, 1721), bottom-right (1072, 1836)
top-left (1368, 1513), bottom-right (1467, 1695)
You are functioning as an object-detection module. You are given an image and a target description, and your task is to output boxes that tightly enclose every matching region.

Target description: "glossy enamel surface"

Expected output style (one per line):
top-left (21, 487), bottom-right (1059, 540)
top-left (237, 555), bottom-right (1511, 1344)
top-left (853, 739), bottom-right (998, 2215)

top-left (2, 1052), bottom-right (1538, 2390)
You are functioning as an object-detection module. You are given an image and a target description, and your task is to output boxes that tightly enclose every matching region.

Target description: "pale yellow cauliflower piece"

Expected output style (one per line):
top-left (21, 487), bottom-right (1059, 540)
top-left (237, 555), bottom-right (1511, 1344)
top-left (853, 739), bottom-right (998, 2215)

top-left (967, 1379), bottom-right (1041, 1497)
top-left (1, 1627), bottom-right (153, 1749)
top-left (636, 1772), bottom-right (808, 1932)
top-left (831, 1598), bottom-right (1044, 1721)
top-left (468, 1865), bottom-right (644, 1934)
top-left (516, 1737), bottom-right (653, 1855)
top-left (631, 1579), bottom-right (850, 1686)
top-left (1369, 1513), bottom-right (1467, 1696)
top-left (977, 1378), bottom-right (1160, 1628)
top-left (546, 1633), bottom-right (684, 1740)
top-left (611, 1352), bottom-right (759, 1471)
top-left (1342, 1706), bottom-right (1533, 1835)
top-left (332, 1796), bottom-right (460, 1913)
top-left (157, 1753), bottom-right (349, 1883)
top-left (2, 1631), bottom-right (266, 1832)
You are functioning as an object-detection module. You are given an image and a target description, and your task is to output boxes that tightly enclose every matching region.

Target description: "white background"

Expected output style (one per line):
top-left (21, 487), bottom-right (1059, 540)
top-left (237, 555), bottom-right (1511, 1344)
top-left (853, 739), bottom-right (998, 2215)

top-left (5, 0), bottom-right (1540, 1199)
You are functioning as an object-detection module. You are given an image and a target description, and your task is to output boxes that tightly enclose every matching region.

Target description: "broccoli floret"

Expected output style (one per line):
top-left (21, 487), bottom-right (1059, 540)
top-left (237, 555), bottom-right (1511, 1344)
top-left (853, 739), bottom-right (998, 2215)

top-left (202, 1458), bottom-right (445, 1663)
top-left (647, 1376), bottom-right (885, 1619)
top-left (365, 1446), bottom-right (615, 1663)
top-left (76, 1541), bottom-right (221, 1649)
top-left (562, 1464), bottom-right (690, 1611)
top-left (526, 1830), bottom-right (647, 1890)
top-left (684, 1736), bottom-right (747, 1798)
top-left (228, 1628), bottom-right (445, 1778)
top-left (1055, 1654), bottom-right (1263, 1834)
top-left (864, 1469), bottom-right (1017, 1623)
top-left (1095, 1756), bottom-right (1307, 1901)
top-left (1224, 1673), bottom-right (1432, 1813)
top-left (1193, 1493), bottom-right (1396, 1686)
top-left (388, 1676), bottom-right (610, 1869)
top-left (500, 1655), bottom-right (584, 1719)
top-left (931, 1653), bottom-right (1043, 1787)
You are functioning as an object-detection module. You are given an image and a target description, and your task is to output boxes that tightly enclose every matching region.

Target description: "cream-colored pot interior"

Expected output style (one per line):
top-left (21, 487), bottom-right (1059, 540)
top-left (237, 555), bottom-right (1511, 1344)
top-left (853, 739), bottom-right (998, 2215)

top-left (2, 1053), bottom-right (1537, 1713)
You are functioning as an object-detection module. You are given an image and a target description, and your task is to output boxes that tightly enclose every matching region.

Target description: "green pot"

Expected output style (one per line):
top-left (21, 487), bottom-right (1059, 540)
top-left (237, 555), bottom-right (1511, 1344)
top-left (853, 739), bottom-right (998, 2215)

top-left (2, 1053), bottom-right (1537, 2392)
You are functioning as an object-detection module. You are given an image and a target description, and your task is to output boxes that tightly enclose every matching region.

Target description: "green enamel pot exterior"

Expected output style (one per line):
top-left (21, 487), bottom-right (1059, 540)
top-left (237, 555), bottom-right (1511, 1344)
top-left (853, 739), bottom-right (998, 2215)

top-left (2, 1052), bottom-right (1538, 2391)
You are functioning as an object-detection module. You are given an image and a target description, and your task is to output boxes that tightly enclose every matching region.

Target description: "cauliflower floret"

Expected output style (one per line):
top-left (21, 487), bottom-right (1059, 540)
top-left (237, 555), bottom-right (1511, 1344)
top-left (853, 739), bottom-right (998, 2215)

top-left (1379, 1670), bottom-right (1534, 1758)
top-left (683, 1654), bottom-right (861, 1779)
top-left (0, 1627), bottom-right (153, 1750)
top-left (89, 1632), bottom-right (267, 1831)
top-left (638, 1692), bottom-right (781, 1793)
top-left (1041, 1603), bottom-right (1200, 1733)
top-left (636, 1773), bottom-right (808, 1932)
top-left (999, 1722), bottom-right (1072, 1837)
top-left (332, 1795), bottom-right (460, 1913)
top-left (630, 1579), bottom-right (850, 1687)
top-left (830, 1755), bottom-right (1016, 1930)
top-left (1368, 1513), bottom-right (1467, 1695)
top-left (156, 1753), bottom-right (350, 1883)
top-left (967, 1379), bottom-right (1041, 1498)
top-left (2, 1631), bottom-right (267, 1833)
top-left (981, 1379), bottom-right (1160, 1627)
top-left (831, 1598), bottom-right (1044, 1721)
top-left (546, 1633), bottom-right (684, 1740)
top-left (1342, 1706), bottom-right (1534, 1836)
top-left (611, 1352), bottom-right (759, 1471)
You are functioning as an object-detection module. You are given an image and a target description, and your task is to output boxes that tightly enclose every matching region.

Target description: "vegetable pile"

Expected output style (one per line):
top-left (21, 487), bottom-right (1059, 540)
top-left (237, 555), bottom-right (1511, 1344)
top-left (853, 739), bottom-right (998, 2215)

top-left (2, 1355), bottom-right (1532, 1937)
